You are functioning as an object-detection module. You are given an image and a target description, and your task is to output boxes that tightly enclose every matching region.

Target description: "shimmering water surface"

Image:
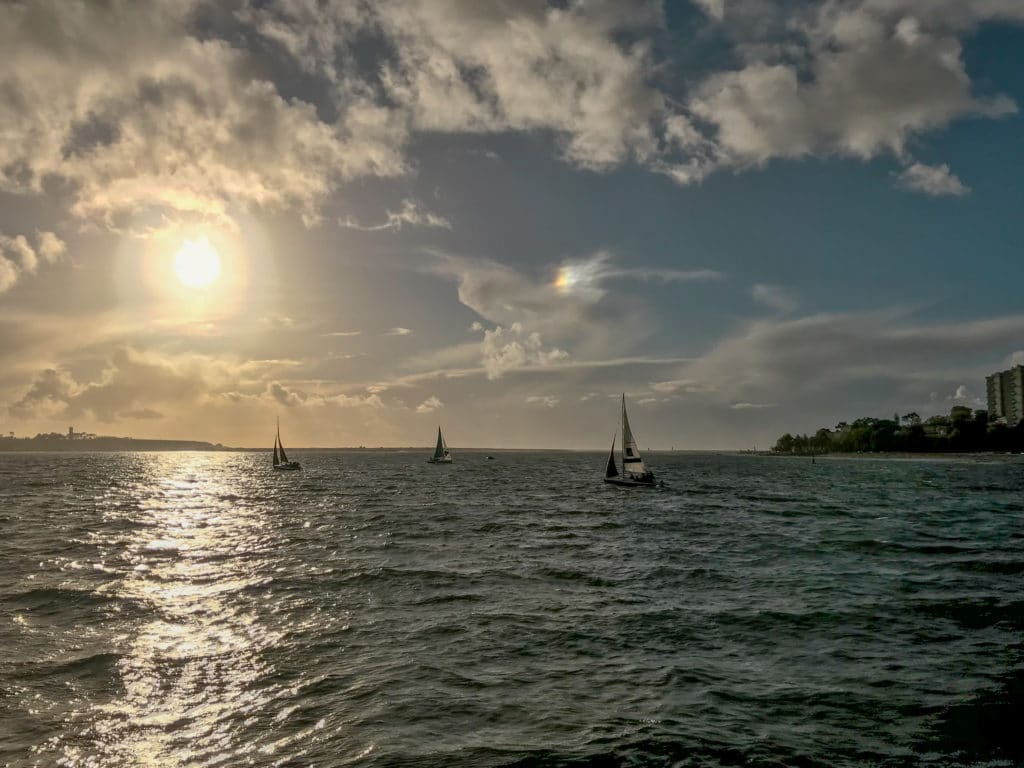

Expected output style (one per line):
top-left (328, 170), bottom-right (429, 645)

top-left (1, 451), bottom-right (1022, 767)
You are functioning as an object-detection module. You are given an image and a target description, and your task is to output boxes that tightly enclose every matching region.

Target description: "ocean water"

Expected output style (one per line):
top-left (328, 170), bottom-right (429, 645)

top-left (1, 451), bottom-right (1022, 767)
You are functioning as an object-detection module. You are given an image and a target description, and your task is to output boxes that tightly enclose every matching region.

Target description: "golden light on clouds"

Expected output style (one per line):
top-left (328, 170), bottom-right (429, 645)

top-left (174, 237), bottom-right (221, 288)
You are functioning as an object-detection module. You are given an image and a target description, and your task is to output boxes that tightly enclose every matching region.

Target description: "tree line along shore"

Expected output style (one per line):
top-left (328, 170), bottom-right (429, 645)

top-left (773, 406), bottom-right (1024, 455)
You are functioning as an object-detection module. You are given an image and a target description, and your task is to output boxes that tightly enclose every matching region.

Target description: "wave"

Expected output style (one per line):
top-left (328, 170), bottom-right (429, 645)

top-left (3, 586), bottom-right (114, 611)
top-left (6, 451), bottom-right (1024, 768)
top-left (16, 650), bottom-right (121, 681)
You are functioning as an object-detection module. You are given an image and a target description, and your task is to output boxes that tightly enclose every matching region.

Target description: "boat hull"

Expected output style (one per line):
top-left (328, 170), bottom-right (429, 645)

top-left (426, 457), bottom-right (453, 464)
top-left (603, 476), bottom-right (659, 488)
top-left (274, 462), bottom-right (301, 471)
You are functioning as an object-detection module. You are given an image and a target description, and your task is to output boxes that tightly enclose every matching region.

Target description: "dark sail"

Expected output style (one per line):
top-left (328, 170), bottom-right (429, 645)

top-left (605, 436), bottom-right (619, 478)
top-left (433, 427), bottom-right (445, 460)
top-left (275, 416), bottom-right (289, 464)
top-left (272, 417), bottom-right (301, 470)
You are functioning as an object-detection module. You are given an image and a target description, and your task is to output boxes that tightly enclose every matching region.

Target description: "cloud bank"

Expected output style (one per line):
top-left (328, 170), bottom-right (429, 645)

top-left (2, 0), bottom-right (1017, 239)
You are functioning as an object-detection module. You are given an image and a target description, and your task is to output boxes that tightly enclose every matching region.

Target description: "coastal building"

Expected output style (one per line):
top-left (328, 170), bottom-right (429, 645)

top-left (986, 365), bottom-right (1024, 426)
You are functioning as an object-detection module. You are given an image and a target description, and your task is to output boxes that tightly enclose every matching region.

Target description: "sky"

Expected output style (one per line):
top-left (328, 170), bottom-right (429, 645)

top-left (1, 0), bottom-right (1023, 450)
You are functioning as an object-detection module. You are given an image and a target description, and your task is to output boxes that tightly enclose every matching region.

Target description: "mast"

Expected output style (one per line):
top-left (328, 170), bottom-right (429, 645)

top-left (433, 427), bottom-right (445, 460)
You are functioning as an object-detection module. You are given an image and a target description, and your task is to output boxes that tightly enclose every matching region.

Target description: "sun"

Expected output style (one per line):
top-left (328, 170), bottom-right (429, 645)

top-left (174, 237), bottom-right (221, 288)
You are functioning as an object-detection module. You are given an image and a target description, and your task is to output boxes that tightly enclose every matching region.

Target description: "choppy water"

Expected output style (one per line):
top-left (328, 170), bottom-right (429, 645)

top-left (1, 451), bottom-right (1022, 767)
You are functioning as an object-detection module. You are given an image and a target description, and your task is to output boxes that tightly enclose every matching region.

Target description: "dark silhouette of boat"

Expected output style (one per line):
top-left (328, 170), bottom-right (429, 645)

top-left (427, 426), bottom-right (453, 464)
top-left (604, 394), bottom-right (661, 487)
top-left (273, 418), bottom-right (301, 471)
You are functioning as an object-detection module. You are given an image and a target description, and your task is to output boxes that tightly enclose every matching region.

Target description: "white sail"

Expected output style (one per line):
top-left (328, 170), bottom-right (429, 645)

top-left (621, 394), bottom-right (648, 476)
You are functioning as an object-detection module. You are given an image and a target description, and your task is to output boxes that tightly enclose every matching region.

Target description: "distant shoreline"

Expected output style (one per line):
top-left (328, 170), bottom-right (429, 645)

top-left (0, 437), bottom-right (228, 452)
top-left (768, 451), bottom-right (1024, 462)
top-left (7, 441), bottom-right (1017, 458)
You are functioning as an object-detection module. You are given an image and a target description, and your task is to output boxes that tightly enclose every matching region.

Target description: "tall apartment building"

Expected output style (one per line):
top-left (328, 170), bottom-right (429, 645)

top-left (986, 365), bottom-right (1024, 426)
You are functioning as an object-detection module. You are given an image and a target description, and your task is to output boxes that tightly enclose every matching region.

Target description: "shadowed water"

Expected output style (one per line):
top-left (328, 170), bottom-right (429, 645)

top-left (1, 451), bottom-right (1022, 766)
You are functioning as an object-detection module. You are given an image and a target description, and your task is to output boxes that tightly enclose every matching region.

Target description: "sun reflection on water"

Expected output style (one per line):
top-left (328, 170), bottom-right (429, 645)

top-left (58, 454), bottom-right (294, 767)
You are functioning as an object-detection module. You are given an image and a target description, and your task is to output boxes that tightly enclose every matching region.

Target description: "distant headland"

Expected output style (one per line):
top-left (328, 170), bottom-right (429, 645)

top-left (0, 426), bottom-right (227, 452)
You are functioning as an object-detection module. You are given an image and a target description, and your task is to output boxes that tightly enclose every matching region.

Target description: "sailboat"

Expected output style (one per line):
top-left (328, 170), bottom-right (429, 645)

top-left (272, 418), bottom-right (301, 471)
top-left (603, 394), bottom-right (660, 487)
top-left (426, 426), bottom-right (453, 464)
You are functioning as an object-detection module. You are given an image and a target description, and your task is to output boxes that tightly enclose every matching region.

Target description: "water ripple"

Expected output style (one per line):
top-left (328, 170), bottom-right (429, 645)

top-left (0, 451), bottom-right (1022, 766)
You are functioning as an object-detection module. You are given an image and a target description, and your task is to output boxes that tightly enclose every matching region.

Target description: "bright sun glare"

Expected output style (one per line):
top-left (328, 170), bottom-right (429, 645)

top-left (174, 237), bottom-right (221, 288)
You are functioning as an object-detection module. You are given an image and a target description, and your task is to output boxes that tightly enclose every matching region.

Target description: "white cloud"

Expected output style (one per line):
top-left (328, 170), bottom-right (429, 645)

top-left (651, 378), bottom-right (711, 394)
top-left (36, 231), bottom-right (66, 263)
top-left (427, 252), bottom-right (588, 331)
top-left (946, 383), bottom-right (982, 407)
top-left (694, 0), bottom-right (725, 21)
top-left (420, 249), bottom-right (721, 385)
top-left (0, 257), bottom-right (18, 294)
top-left (428, 249), bottom-right (716, 349)
top-left (415, 395), bottom-right (443, 413)
top-left (481, 324), bottom-right (567, 380)
top-left (322, 392), bottom-right (385, 409)
top-left (0, 230), bottom-right (65, 293)
top-left (321, 330), bottom-right (362, 337)
top-left (3, 0), bottom-right (1016, 238)
top-left (526, 395), bottom-right (560, 408)
top-left (555, 251), bottom-right (724, 299)
top-left (0, 233), bottom-right (38, 273)
top-left (751, 283), bottom-right (799, 313)
top-left (339, 199), bottom-right (452, 231)
top-left (385, 327), bottom-right (412, 336)
top-left (730, 402), bottom-right (777, 409)
top-left (895, 162), bottom-right (969, 197)
top-left (687, 1), bottom-right (1017, 175)
top-left (370, 0), bottom-right (666, 170)
top-left (0, 1), bottom-right (406, 231)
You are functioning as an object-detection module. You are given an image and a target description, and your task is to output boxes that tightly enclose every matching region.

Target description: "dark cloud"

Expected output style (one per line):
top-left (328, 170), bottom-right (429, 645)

top-left (62, 112), bottom-right (121, 159)
top-left (267, 381), bottom-right (306, 407)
